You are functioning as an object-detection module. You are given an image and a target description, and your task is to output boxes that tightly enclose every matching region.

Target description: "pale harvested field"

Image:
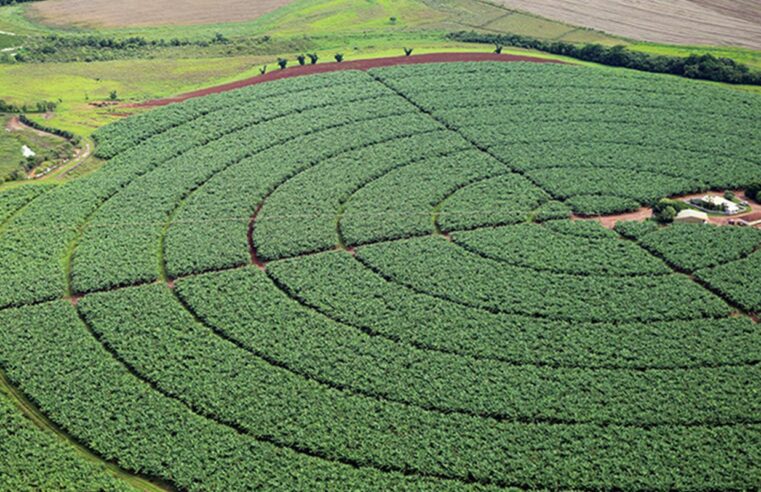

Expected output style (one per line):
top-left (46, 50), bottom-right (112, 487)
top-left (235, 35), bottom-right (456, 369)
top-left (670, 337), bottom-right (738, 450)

top-left (28, 0), bottom-right (296, 28)
top-left (493, 0), bottom-right (761, 49)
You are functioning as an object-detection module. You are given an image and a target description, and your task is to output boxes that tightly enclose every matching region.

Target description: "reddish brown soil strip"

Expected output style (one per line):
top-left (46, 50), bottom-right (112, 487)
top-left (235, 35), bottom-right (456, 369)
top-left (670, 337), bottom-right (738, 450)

top-left (66, 294), bottom-right (81, 306)
top-left (134, 53), bottom-right (565, 108)
top-left (572, 207), bottom-right (652, 229)
top-left (247, 203), bottom-right (267, 270)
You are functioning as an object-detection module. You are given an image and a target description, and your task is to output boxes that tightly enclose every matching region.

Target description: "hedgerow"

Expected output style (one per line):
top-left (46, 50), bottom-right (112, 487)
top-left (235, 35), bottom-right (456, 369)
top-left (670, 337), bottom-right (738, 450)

top-left (0, 62), bottom-right (759, 490)
top-left (447, 31), bottom-right (761, 85)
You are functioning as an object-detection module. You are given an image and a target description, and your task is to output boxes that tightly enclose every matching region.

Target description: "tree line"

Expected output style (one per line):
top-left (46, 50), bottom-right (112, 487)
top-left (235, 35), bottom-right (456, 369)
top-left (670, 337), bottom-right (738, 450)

top-left (0, 98), bottom-right (57, 113)
top-left (19, 114), bottom-right (79, 143)
top-left (448, 31), bottom-right (761, 85)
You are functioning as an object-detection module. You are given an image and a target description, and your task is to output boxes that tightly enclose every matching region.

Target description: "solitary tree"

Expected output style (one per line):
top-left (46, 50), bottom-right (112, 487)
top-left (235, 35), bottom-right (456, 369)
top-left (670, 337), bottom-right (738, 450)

top-left (494, 44), bottom-right (503, 54)
top-left (334, 53), bottom-right (344, 62)
top-left (307, 53), bottom-right (319, 64)
top-left (403, 47), bottom-right (413, 56)
top-left (277, 58), bottom-right (288, 70)
top-left (259, 65), bottom-right (267, 75)
top-left (109, 90), bottom-right (118, 101)
top-left (296, 54), bottom-right (306, 66)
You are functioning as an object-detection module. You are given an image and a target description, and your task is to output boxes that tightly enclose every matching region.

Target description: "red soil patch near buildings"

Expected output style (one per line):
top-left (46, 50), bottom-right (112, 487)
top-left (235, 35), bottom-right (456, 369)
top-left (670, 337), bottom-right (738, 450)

top-left (133, 52), bottom-right (565, 108)
top-left (573, 207), bottom-right (653, 229)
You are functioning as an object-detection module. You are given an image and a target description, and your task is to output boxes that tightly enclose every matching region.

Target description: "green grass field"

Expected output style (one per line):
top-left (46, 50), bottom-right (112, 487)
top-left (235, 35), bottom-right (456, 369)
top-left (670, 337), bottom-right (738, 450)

top-left (1, 0), bottom-right (759, 151)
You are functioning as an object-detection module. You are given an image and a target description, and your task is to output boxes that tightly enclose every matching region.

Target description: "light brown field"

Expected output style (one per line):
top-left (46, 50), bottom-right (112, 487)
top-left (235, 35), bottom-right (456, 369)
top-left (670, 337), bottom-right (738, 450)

top-left (27, 0), bottom-right (296, 28)
top-left (493, 0), bottom-right (761, 49)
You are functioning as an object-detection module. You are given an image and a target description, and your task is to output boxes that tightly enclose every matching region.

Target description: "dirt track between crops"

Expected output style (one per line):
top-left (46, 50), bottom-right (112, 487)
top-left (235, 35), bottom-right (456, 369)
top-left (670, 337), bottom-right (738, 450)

top-left (494, 0), bottom-right (761, 49)
top-left (133, 52), bottom-right (565, 108)
top-left (28, 0), bottom-right (296, 28)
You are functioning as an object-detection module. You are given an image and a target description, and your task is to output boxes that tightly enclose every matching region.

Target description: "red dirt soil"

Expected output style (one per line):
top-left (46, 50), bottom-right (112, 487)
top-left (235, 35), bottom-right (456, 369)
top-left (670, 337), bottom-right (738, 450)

top-left (134, 52), bottom-right (565, 108)
top-left (573, 207), bottom-right (653, 228)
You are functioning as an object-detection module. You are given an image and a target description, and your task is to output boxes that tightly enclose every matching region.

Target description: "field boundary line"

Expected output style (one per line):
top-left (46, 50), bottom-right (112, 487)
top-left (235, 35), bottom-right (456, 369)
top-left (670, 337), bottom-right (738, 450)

top-left (0, 185), bottom-right (57, 233)
top-left (621, 232), bottom-right (759, 322)
top-left (0, 364), bottom-right (173, 492)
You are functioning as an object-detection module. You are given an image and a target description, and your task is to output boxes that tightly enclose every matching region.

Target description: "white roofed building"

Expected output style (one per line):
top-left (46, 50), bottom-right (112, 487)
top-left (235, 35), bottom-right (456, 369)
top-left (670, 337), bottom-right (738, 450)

top-left (675, 209), bottom-right (709, 224)
top-left (700, 195), bottom-right (741, 214)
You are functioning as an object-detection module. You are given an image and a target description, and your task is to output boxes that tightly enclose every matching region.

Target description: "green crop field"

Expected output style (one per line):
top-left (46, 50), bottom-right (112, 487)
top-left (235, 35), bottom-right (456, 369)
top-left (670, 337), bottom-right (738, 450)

top-left (0, 60), bottom-right (759, 490)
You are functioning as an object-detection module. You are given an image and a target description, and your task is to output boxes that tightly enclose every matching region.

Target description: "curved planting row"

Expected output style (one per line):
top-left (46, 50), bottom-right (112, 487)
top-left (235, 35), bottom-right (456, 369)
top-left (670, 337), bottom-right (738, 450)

top-left (0, 61), bottom-right (759, 491)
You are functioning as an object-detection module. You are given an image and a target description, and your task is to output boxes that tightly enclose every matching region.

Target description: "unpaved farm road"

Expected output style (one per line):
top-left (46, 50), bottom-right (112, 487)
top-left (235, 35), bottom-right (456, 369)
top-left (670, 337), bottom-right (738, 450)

top-left (494, 0), bottom-right (761, 49)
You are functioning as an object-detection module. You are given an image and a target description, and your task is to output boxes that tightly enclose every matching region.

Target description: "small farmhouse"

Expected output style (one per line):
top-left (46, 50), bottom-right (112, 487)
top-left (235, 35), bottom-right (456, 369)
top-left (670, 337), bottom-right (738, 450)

top-left (675, 209), bottom-right (708, 224)
top-left (699, 195), bottom-right (741, 214)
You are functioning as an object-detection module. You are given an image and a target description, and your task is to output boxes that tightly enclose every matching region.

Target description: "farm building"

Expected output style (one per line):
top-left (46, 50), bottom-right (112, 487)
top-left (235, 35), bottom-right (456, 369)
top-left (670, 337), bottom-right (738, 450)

top-left (698, 195), bottom-right (741, 214)
top-left (675, 209), bottom-right (708, 224)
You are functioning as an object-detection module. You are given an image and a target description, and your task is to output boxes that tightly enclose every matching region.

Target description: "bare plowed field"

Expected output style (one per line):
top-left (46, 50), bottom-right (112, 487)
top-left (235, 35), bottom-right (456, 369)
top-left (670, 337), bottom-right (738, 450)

top-left (494, 0), bottom-right (761, 49)
top-left (28, 0), bottom-right (296, 28)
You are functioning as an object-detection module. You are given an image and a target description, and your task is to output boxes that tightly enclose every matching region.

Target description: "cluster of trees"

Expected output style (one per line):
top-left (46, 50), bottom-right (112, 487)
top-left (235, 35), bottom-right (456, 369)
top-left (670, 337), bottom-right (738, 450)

top-left (270, 53), bottom-right (344, 71)
top-left (10, 32), bottom-right (243, 63)
top-left (448, 31), bottom-right (761, 85)
top-left (746, 184), bottom-right (761, 203)
top-left (30, 32), bottom-right (230, 53)
top-left (0, 98), bottom-right (57, 113)
top-left (653, 198), bottom-right (691, 223)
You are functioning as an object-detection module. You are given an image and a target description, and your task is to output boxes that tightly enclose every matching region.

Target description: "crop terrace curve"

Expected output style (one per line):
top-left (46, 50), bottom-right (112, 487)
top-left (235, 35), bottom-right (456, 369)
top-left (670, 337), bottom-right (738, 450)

top-left (0, 56), bottom-right (759, 491)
